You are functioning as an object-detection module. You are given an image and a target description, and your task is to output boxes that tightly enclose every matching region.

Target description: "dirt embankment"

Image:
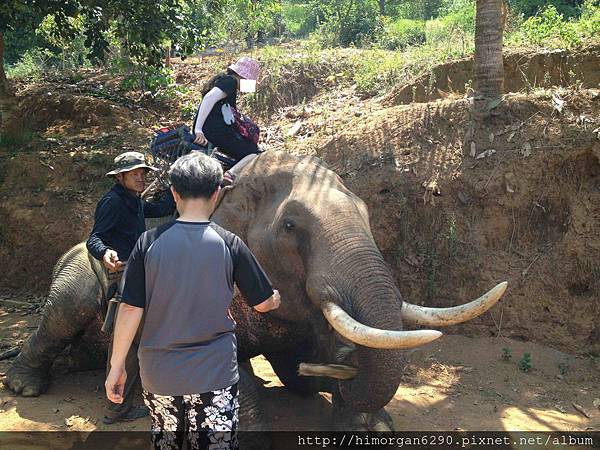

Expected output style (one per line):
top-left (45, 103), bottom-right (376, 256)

top-left (0, 47), bottom-right (599, 356)
top-left (318, 89), bottom-right (600, 355)
top-left (384, 45), bottom-right (600, 106)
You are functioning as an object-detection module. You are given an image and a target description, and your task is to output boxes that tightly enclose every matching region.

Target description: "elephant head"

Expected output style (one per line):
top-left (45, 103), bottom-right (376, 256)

top-left (212, 151), bottom-right (506, 413)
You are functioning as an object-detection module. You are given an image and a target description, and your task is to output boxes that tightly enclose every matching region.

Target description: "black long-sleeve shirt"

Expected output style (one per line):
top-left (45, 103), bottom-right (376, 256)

top-left (86, 183), bottom-right (175, 261)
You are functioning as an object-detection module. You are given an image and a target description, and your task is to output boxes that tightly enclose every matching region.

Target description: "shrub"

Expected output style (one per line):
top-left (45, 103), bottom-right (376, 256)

top-left (518, 6), bottom-right (581, 47)
top-left (282, 2), bottom-right (313, 36)
top-left (6, 48), bottom-right (55, 81)
top-left (376, 17), bottom-right (426, 50)
top-left (509, 0), bottom-right (582, 19)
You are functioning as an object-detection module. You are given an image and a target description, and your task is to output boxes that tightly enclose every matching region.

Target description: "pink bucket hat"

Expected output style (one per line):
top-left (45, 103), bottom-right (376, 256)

top-left (228, 57), bottom-right (260, 81)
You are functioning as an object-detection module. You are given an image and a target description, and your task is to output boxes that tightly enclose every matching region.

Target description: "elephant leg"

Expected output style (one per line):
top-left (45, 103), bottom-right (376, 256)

top-left (238, 361), bottom-right (271, 449)
top-left (331, 390), bottom-right (394, 431)
top-left (6, 284), bottom-right (100, 397)
top-left (264, 342), bottom-right (324, 397)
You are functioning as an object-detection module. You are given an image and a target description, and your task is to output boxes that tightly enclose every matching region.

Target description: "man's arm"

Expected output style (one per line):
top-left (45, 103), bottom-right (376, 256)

top-left (253, 290), bottom-right (280, 313)
top-left (143, 188), bottom-right (175, 218)
top-left (87, 195), bottom-right (123, 270)
top-left (230, 235), bottom-right (280, 313)
top-left (105, 303), bottom-right (143, 404)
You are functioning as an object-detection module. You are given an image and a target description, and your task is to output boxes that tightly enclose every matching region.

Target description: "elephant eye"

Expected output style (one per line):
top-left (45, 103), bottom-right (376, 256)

top-left (283, 219), bottom-right (295, 231)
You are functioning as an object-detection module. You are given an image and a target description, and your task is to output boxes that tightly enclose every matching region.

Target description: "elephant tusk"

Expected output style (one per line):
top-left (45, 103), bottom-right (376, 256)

top-left (401, 281), bottom-right (508, 326)
top-left (321, 302), bottom-right (442, 349)
top-left (298, 363), bottom-right (358, 380)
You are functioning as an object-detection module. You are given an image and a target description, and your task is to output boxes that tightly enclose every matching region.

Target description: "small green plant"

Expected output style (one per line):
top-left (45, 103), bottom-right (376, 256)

top-left (501, 347), bottom-right (513, 361)
top-left (518, 352), bottom-right (533, 372)
top-left (558, 356), bottom-right (572, 376)
top-left (446, 214), bottom-right (460, 258)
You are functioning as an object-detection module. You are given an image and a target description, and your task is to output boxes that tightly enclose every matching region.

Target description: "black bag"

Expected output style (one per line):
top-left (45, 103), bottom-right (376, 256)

top-left (150, 125), bottom-right (237, 169)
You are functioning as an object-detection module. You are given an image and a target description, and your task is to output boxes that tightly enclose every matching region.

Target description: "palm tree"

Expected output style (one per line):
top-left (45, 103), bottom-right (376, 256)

top-left (474, 0), bottom-right (505, 113)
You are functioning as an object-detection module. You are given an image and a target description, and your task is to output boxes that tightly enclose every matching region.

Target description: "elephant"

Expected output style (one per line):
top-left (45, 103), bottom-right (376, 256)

top-left (6, 150), bottom-right (507, 430)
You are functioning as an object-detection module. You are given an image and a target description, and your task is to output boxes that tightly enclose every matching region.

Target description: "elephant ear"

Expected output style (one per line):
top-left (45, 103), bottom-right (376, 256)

top-left (211, 182), bottom-right (265, 241)
top-left (211, 151), bottom-right (298, 239)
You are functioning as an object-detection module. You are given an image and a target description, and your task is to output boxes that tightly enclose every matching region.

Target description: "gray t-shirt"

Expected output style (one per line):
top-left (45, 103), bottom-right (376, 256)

top-left (121, 220), bottom-right (273, 395)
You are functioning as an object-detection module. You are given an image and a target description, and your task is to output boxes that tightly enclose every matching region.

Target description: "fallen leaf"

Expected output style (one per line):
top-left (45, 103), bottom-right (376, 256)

top-left (521, 142), bottom-right (532, 157)
top-left (476, 149), bottom-right (496, 159)
top-left (488, 97), bottom-right (503, 110)
top-left (552, 93), bottom-right (565, 113)
top-left (470, 142), bottom-right (476, 157)
top-left (593, 398), bottom-right (600, 409)
top-left (489, 132), bottom-right (495, 143)
top-left (507, 132), bottom-right (516, 142)
top-left (287, 120), bottom-right (303, 137)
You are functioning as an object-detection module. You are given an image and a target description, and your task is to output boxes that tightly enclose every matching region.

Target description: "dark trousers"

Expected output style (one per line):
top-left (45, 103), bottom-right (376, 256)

top-left (143, 383), bottom-right (239, 450)
top-left (204, 127), bottom-right (259, 161)
top-left (104, 270), bottom-right (143, 419)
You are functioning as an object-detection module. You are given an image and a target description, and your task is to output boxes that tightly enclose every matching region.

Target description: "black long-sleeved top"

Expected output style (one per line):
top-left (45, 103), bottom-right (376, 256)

top-left (86, 183), bottom-right (175, 261)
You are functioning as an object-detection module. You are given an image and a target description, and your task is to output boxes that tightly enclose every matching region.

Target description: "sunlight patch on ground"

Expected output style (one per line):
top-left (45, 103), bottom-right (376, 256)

top-left (501, 406), bottom-right (585, 431)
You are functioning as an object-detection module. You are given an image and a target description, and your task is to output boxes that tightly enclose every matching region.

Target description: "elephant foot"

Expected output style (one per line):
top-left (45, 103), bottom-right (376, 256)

top-left (334, 406), bottom-right (394, 431)
top-left (5, 359), bottom-right (50, 397)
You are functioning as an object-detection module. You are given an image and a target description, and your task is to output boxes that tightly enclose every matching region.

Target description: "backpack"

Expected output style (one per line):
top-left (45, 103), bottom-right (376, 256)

top-left (231, 106), bottom-right (260, 145)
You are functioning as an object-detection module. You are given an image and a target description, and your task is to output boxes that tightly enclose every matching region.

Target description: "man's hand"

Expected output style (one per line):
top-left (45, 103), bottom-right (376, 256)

top-left (105, 365), bottom-right (127, 404)
top-left (254, 289), bottom-right (281, 313)
top-left (103, 249), bottom-right (124, 272)
top-left (193, 131), bottom-right (208, 146)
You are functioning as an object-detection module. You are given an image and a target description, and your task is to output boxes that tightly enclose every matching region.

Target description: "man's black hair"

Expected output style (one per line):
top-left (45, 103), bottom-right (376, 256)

top-left (168, 153), bottom-right (222, 199)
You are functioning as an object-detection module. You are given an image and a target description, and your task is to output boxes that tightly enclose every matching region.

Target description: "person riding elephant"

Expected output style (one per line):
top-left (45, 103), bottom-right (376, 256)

top-left (6, 151), bottom-right (507, 431)
top-left (193, 56), bottom-right (262, 186)
top-left (87, 151), bottom-right (175, 424)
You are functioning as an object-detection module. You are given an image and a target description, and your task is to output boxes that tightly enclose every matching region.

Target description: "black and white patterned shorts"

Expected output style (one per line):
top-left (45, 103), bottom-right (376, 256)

top-left (143, 383), bottom-right (239, 450)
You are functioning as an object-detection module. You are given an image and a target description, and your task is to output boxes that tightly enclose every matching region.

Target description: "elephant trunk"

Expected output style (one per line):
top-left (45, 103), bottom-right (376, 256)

top-left (307, 226), bottom-right (410, 412)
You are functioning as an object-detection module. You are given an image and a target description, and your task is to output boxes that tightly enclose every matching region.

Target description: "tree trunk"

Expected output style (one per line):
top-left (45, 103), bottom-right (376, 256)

top-left (0, 31), bottom-right (10, 97)
top-left (379, 0), bottom-right (385, 15)
top-left (474, 0), bottom-right (504, 112)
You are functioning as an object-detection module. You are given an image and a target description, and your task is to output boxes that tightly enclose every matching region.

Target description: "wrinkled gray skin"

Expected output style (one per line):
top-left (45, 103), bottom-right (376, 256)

top-left (8, 151), bottom-right (416, 431)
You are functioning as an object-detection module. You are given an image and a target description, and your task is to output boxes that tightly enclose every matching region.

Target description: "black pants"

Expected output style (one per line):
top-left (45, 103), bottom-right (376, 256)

top-left (104, 270), bottom-right (143, 419)
top-left (143, 383), bottom-right (239, 450)
top-left (204, 126), bottom-right (259, 161)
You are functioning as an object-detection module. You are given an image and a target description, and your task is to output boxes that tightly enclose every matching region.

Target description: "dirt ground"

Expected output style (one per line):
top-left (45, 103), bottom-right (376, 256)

top-left (1, 46), bottom-right (600, 441)
top-left (1, 298), bottom-right (598, 437)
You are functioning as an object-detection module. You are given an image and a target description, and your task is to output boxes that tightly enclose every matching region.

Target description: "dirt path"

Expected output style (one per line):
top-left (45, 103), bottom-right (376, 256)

top-left (1, 302), bottom-right (598, 438)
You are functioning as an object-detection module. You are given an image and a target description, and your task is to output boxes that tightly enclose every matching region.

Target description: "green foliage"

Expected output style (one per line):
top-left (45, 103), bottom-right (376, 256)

top-left (518, 352), bottom-right (533, 372)
top-left (508, 0), bottom-right (582, 19)
top-left (507, 2), bottom-right (600, 48)
top-left (445, 214), bottom-right (460, 258)
top-left (577, 0), bottom-right (600, 36)
top-left (375, 17), bottom-right (426, 50)
top-left (349, 48), bottom-right (406, 95)
top-left (282, 2), bottom-right (311, 36)
top-left (308, 0), bottom-right (381, 46)
top-left (501, 347), bottom-right (513, 361)
top-left (558, 358), bottom-right (571, 376)
top-left (395, 0), bottom-right (444, 20)
top-left (6, 48), bottom-right (55, 80)
top-left (220, 0), bottom-right (283, 46)
top-left (514, 6), bottom-right (580, 47)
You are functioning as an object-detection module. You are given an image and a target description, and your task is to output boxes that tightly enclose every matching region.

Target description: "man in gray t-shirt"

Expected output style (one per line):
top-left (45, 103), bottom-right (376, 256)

top-left (105, 152), bottom-right (280, 450)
